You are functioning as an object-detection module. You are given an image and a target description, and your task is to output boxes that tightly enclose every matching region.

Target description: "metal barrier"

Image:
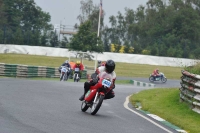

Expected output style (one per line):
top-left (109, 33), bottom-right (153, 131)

top-left (180, 70), bottom-right (200, 114)
top-left (0, 63), bottom-right (87, 79)
top-left (129, 80), bottom-right (155, 87)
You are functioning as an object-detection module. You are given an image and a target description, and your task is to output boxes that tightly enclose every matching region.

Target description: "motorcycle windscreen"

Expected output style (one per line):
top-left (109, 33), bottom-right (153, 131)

top-left (61, 66), bottom-right (68, 72)
top-left (98, 71), bottom-right (113, 81)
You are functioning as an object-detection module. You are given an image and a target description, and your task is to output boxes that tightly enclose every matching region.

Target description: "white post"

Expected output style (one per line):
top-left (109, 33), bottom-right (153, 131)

top-left (95, 0), bottom-right (102, 70)
top-left (82, 53), bottom-right (84, 64)
top-left (94, 53), bottom-right (98, 71)
top-left (97, 0), bottom-right (102, 46)
top-left (68, 51), bottom-right (70, 62)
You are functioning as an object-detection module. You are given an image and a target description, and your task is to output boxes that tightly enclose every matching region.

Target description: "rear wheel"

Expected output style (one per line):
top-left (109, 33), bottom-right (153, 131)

top-left (81, 101), bottom-right (89, 112)
top-left (149, 76), bottom-right (154, 82)
top-left (90, 95), bottom-right (104, 115)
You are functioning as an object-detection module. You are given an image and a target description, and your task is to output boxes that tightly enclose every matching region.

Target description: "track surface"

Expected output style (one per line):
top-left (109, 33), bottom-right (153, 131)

top-left (0, 78), bottom-right (180, 133)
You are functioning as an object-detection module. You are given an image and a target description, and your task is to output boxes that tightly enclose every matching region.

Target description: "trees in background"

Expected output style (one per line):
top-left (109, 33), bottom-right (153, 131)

top-left (0, 0), bottom-right (52, 46)
top-left (70, 0), bottom-right (104, 53)
top-left (101, 0), bottom-right (200, 58)
top-left (69, 21), bottom-right (103, 52)
top-left (1, 0), bottom-right (200, 58)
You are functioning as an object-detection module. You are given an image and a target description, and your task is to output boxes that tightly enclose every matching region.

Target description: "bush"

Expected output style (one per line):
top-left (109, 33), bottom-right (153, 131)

top-left (184, 62), bottom-right (200, 75)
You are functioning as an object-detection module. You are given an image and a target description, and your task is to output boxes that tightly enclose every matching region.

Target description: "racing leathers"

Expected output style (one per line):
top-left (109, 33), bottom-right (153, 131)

top-left (73, 63), bottom-right (84, 79)
top-left (152, 69), bottom-right (160, 79)
top-left (79, 66), bottom-right (116, 101)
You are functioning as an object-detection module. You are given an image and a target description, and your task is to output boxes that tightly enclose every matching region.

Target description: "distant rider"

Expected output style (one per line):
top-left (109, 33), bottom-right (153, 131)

top-left (58, 60), bottom-right (71, 77)
top-left (152, 68), bottom-right (160, 79)
top-left (97, 60), bottom-right (105, 67)
top-left (79, 59), bottom-right (116, 101)
top-left (73, 61), bottom-right (84, 79)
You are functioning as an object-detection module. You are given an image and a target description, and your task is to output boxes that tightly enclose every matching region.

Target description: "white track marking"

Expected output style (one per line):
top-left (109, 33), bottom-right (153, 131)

top-left (124, 95), bottom-right (173, 133)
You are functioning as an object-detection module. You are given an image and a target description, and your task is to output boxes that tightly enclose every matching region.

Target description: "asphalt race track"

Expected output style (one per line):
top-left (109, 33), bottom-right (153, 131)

top-left (0, 78), bottom-right (180, 133)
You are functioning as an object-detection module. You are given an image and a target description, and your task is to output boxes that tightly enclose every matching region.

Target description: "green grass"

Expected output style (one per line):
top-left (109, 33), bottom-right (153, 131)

top-left (0, 53), bottom-right (183, 79)
top-left (130, 88), bottom-right (200, 133)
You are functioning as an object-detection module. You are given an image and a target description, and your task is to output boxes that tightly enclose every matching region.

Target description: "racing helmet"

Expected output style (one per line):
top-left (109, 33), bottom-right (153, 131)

top-left (98, 60), bottom-right (102, 64)
top-left (65, 60), bottom-right (69, 63)
top-left (76, 61), bottom-right (81, 66)
top-left (105, 60), bottom-right (115, 73)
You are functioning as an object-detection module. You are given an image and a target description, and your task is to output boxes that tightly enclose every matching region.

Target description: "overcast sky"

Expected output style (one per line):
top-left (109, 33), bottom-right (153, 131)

top-left (34, 0), bottom-right (149, 27)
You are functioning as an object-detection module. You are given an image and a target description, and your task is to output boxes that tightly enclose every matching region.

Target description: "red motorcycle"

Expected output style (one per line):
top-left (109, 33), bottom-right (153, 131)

top-left (81, 71), bottom-right (114, 115)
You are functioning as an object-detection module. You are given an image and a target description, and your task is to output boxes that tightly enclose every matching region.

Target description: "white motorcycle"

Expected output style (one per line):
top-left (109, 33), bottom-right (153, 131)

top-left (73, 68), bottom-right (80, 82)
top-left (60, 66), bottom-right (69, 81)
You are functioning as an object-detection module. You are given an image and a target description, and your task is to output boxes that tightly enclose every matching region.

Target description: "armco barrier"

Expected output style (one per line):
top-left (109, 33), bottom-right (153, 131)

top-left (0, 63), bottom-right (87, 79)
top-left (130, 80), bottom-right (155, 87)
top-left (180, 70), bottom-right (200, 114)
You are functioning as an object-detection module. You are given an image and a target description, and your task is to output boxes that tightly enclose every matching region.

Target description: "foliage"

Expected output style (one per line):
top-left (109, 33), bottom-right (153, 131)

top-left (101, 0), bottom-right (200, 58)
top-left (184, 62), bottom-right (200, 75)
top-left (69, 21), bottom-right (103, 52)
top-left (0, 0), bottom-right (53, 45)
top-left (110, 43), bottom-right (134, 53)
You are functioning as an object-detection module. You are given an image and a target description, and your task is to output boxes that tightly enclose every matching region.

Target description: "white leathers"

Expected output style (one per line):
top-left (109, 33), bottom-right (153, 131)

top-left (98, 66), bottom-right (116, 79)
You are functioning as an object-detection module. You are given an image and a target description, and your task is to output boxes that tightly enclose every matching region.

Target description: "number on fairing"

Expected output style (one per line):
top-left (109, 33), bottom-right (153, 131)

top-left (61, 67), bottom-right (67, 72)
top-left (75, 68), bottom-right (80, 72)
top-left (102, 79), bottom-right (111, 88)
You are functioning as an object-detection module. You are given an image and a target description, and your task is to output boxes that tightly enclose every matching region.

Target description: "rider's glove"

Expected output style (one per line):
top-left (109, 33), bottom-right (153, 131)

top-left (112, 84), bottom-right (115, 89)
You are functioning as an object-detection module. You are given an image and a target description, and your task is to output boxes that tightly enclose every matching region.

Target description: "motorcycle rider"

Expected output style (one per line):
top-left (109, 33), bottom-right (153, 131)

top-left (72, 61), bottom-right (84, 79)
top-left (58, 60), bottom-right (71, 77)
top-left (79, 59), bottom-right (116, 101)
top-left (152, 68), bottom-right (160, 80)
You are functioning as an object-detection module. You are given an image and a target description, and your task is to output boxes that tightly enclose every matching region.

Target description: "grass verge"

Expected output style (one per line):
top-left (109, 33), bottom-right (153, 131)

top-left (0, 53), bottom-right (183, 79)
top-left (130, 88), bottom-right (200, 133)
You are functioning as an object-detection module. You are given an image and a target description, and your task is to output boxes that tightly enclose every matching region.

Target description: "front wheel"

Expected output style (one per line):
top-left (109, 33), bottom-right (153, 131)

top-left (81, 101), bottom-right (89, 112)
top-left (149, 76), bottom-right (154, 82)
top-left (161, 77), bottom-right (167, 83)
top-left (64, 73), bottom-right (68, 81)
top-left (60, 73), bottom-right (64, 81)
top-left (90, 95), bottom-right (104, 115)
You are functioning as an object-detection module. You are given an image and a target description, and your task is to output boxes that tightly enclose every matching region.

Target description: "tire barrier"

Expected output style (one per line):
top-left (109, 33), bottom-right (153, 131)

top-left (180, 70), bottom-right (200, 114)
top-left (0, 63), bottom-right (87, 79)
top-left (129, 80), bottom-right (155, 87)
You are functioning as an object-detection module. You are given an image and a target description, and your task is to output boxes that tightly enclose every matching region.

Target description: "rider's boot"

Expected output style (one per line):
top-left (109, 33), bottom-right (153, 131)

top-left (79, 90), bottom-right (86, 101)
top-left (79, 94), bottom-right (85, 101)
top-left (79, 82), bottom-right (90, 101)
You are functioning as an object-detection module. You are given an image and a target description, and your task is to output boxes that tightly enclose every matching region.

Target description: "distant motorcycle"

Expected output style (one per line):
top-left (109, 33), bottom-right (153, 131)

top-left (81, 71), bottom-right (114, 115)
top-left (60, 66), bottom-right (69, 81)
top-left (73, 68), bottom-right (80, 82)
top-left (149, 72), bottom-right (167, 83)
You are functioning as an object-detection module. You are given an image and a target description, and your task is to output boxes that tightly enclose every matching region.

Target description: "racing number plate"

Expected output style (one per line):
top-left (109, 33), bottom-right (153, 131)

top-left (102, 79), bottom-right (111, 88)
top-left (75, 68), bottom-right (80, 72)
top-left (61, 67), bottom-right (67, 72)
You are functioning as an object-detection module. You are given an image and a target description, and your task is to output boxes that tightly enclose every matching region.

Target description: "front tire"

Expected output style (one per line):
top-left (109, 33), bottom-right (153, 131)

top-left (81, 101), bottom-right (89, 112)
top-left (161, 77), bottom-right (167, 83)
top-left (149, 76), bottom-right (154, 82)
top-left (90, 95), bottom-right (104, 115)
top-left (60, 74), bottom-right (64, 81)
